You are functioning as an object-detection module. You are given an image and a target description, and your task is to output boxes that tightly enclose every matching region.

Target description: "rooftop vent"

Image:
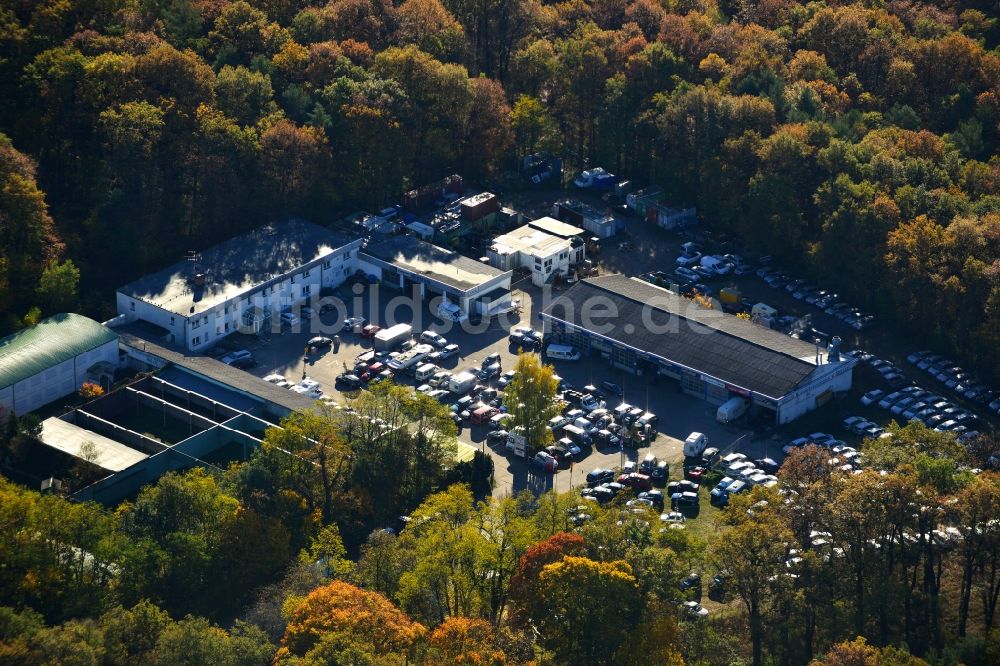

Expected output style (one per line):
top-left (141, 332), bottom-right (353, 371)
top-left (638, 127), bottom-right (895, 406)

top-left (827, 336), bottom-right (842, 363)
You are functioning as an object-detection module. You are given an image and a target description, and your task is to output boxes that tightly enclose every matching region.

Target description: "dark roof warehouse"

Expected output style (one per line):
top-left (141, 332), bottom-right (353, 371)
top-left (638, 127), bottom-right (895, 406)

top-left (541, 275), bottom-right (820, 399)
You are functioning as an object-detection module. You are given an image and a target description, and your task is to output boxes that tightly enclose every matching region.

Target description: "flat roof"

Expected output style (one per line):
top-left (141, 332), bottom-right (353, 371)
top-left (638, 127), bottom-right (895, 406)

top-left (118, 220), bottom-right (358, 317)
top-left (541, 275), bottom-right (821, 399)
top-left (361, 235), bottom-right (509, 292)
top-left (492, 225), bottom-right (571, 257)
top-left (0, 313), bottom-right (118, 389)
top-left (39, 417), bottom-right (148, 472)
top-left (118, 330), bottom-right (317, 413)
top-left (528, 216), bottom-right (585, 238)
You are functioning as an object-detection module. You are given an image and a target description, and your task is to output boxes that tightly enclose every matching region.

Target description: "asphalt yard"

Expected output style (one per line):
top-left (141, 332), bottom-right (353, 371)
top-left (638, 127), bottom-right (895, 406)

top-left (239, 279), bottom-right (754, 497)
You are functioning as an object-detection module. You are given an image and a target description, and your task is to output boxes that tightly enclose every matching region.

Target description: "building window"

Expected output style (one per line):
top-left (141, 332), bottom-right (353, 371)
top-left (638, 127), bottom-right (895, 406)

top-left (129, 301), bottom-right (135, 312)
top-left (341, 251), bottom-right (351, 260)
top-left (192, 319), bottom-right (200, 329)
top-left (302, 284), bottom-right (312, 296)
top-left (323, 260), bottom-right (331, 269)
top-left (303, 269), bottom-right (310, 278)
top-left (192, 336), bottom-right (200, 346)
top-left (170, 317), bottom-right (175, 326)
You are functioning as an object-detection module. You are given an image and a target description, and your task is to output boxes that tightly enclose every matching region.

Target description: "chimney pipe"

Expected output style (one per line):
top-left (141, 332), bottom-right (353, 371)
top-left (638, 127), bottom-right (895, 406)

top-left (827, 336), bottom-right (842, 363)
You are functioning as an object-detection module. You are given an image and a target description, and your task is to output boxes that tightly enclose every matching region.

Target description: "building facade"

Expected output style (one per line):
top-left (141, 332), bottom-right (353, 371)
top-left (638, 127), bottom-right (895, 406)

top-left (117, 221), bottom-right (365, 351)
top-left (541, 275), bottom-right (855, 424)
top-left (488, 225), bottom-right (573, 286)
top-left (358, 236), bottom-right (513, 317)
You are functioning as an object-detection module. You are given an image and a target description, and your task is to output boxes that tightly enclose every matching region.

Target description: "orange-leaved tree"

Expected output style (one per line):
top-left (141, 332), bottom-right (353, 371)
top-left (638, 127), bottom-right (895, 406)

top-left (428, 616), bottom-right (509, 665)
top-left (275, 580), bottom-right (425, 664)
top-left (78, 381), bottom-right (104, 400)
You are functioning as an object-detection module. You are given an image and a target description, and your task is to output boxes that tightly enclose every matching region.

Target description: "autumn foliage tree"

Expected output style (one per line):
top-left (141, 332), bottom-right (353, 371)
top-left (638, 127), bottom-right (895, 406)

top-left (275, 580), bottom-right (425, 664)
top-left (508, 531), bottom-right (584, 627)
top-left (427, 617), bottom-right (509, 665)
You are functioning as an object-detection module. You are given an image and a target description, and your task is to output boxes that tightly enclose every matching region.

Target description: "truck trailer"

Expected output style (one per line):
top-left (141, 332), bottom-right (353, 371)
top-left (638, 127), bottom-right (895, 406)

top-left (374, 323), bottom-right (413, 351)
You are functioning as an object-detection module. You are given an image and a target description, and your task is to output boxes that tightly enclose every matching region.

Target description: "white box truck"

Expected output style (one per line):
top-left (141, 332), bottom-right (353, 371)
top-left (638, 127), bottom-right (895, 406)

top-left (683, 432), bottom-right (708, 458)
top-left (716, 397), bottom-right (748, 424)
top-left (448, 371), bottom-right (478, 394)
top-left (506, 427), bottom-right (529, 458)
top-left (374, 323), bottom-right (412, 351)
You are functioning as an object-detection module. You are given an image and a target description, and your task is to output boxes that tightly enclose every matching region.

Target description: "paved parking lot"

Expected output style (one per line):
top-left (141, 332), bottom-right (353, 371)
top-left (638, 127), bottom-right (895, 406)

top-left (234, 278), bottom-right (755, 497)
top-left (216, 189), bottom-right (995, 500)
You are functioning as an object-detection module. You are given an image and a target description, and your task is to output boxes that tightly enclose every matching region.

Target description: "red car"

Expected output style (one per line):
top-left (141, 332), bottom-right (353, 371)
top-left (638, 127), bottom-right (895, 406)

top-left (685, 466), bottom-right (707, 482)
top-left (617, 472), bottom-right (652, 491)
top-left (361, 324), bottom-right (381, 338)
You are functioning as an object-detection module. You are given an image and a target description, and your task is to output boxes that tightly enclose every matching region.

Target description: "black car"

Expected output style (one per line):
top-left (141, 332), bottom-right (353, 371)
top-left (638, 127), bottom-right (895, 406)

top-left (510, 332), bottom-right (542, 350)
top-left (679, 573), bottom-right (702, 593)
top-left (307, 336), bottom-right (333, 348)
top-left (591, 485), bottom-right (616, 503)
top-left (478, 363), bottom-right (501, 381)
top-left (482, 352), bottom-right (502, 367)
top-left (600, 381), bottom-right (623, 396)
top-left (586, 468), bottom-right (616, 487)
top-left (651, 460), bottom-right (669, 486)
top-left (638, 490), bottom-right (664, 510)
top-left (708, 574), bottom-right (727, 602)
top-left (230, 356), bottom-right (257, 370)
top-left (335, 373), bottom-right (362, 390)
top-left (487, 430), bottom-right (509, 446)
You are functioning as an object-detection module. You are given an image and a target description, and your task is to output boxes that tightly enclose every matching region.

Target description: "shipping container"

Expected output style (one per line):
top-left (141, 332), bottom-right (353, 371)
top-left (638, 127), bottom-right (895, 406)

top-left (459, 192), bottom-right (499, 221)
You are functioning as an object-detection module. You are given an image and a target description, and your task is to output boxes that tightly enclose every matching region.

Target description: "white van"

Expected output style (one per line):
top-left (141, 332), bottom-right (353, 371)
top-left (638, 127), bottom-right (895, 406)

top-left (546, 344), bottom-right (582, 361)
top-left (415, 363), bottom-right (438, 382)
top-left (683, 432), bottom-right (708, 458)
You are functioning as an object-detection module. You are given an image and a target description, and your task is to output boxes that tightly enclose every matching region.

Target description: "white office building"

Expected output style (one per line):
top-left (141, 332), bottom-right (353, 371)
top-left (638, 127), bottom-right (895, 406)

top-left (488, 224), bottom-right (574, 286)
top-left (116, 220), bottom-right (364, 351)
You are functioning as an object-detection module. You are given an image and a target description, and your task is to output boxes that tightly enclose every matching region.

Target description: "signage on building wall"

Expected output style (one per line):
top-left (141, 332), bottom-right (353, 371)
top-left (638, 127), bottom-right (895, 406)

top-left (725, 383), bottom-right (750, 397)
top-left (699, 373), bottom-right (726, 388)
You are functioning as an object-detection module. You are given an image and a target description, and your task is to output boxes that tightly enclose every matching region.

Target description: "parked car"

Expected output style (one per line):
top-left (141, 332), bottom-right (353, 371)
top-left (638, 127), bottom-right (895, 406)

top-left (618, 472), bottom-right (652, 491)
top-left (230, 356), bottom-right (257, 370)
top-left (683, 601), bottom-right (709, 619)
top-left (586, 468), bottom-right (616, 487)
top-left (307, 336), bottom-right (333, 348)
top-left (651, 461), bottom-right (669, 486)
top-left (335, 373), bottom-right (362, 390)
top-left (861, 389), bottom-right (885, 406)
top-left (419, 330), bottom-right (447, 348)
top-left (220, 349), bottom-right (251, 365)
top-left (533, 451), bottom-right (557, 473)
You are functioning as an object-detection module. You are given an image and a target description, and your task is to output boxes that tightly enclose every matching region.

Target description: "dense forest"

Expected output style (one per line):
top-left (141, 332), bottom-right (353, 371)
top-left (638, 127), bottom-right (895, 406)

top-left (2, 379), bottom-right (1000, 664)
top-left (0, 0), bottom-right (999, 377)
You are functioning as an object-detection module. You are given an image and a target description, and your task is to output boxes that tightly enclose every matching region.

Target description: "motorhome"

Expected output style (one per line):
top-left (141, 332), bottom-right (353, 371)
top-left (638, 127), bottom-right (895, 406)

top-left (683, 432), bottom-right (708, 458)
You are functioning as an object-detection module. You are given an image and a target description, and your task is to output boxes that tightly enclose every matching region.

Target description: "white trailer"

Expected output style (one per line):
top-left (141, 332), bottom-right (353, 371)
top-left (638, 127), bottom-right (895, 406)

top-left (374, 323), bottom-right (412, 351)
